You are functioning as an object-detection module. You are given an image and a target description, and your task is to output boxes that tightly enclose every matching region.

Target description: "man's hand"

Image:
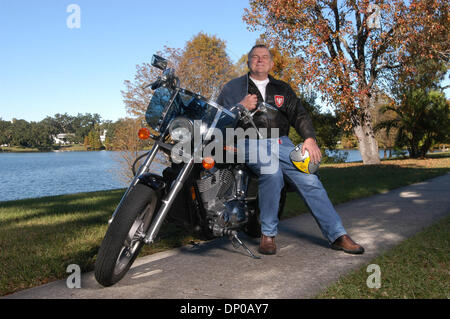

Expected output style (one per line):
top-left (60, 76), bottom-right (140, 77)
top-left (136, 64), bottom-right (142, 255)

top-left (302, 137), bottom-right (321, 164)
top-left (239, 94), bottom-right (258, 111)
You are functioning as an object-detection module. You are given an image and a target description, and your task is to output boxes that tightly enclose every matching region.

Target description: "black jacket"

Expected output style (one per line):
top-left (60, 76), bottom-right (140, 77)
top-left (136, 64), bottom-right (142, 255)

top-left (216, 73), bottom-right (316, 140)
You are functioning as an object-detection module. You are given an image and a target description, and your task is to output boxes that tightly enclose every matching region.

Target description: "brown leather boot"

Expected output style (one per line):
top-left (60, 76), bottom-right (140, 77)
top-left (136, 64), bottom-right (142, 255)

top-left (331, 234), bottom-right (364, 254)
top-left (259, 235), bottom-right (276, 255)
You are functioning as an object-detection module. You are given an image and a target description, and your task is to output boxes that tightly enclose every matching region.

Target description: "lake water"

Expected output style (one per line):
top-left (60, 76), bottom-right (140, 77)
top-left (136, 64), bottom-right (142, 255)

top-left (0, 149), bottom-right (404, 202)
top-left (326, 148), bottom-right (407, 163)
top-left (0, 151), bottom-right (129, 202)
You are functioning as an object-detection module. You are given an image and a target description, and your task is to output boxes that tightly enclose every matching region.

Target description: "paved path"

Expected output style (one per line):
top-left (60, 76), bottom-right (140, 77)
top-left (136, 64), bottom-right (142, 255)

top-left (4, 174), bottom-right (450, 299)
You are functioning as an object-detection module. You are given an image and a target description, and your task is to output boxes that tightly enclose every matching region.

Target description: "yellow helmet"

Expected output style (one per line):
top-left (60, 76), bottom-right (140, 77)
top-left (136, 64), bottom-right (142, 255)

top-left (290, 143), bottom-right (320, 174)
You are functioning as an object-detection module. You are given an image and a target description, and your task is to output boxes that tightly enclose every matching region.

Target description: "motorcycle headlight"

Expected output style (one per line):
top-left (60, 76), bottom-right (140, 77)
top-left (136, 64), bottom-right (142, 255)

top-left (168, 117), bottom-right (194, 143)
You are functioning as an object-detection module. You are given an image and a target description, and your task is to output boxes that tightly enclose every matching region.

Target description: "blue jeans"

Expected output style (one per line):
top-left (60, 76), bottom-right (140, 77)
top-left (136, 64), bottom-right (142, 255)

top-left (238, 135), bottom-right (347, 243)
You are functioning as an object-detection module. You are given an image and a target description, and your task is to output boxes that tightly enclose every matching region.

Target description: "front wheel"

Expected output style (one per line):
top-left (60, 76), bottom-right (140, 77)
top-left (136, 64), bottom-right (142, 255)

top-left (95, 183), bottom-right (159, 287)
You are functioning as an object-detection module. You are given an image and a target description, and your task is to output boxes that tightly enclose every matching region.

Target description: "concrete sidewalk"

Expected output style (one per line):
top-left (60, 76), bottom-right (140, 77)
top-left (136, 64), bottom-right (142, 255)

top-left (4, 174), bottom-right (450, 299)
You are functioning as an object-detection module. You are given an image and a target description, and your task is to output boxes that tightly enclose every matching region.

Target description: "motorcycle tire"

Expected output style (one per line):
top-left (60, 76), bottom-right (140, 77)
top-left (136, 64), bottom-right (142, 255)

top-left (95, 183), bottom-right (158, 287)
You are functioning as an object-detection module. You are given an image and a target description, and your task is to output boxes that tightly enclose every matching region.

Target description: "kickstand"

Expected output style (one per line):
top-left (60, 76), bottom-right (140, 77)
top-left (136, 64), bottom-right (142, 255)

top-left (230, 232), bottom-right (261, 259)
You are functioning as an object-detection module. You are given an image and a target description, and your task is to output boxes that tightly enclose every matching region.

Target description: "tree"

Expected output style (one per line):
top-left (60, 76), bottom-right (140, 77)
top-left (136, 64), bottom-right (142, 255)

top-left (244, 0), bottom-right (449, 164)
top-left (122, 32), bottom-right (236, 123)
top-left (53, 113), bottom-right (75, 133)
top-left (376, 27), bottom-right (449, 158)
top-left (72, 113), bottom-right (102, 143)
top-left (375, 89), bottom-right (449, 158)
top-left (371, 93), bottom-right (398, 158)
top-left (110, 117), bottom-right (150, 183)
top-left (234, 54), bottom-right (249, 76)
top-left (40, 116), bottom-right (61, 137)
top-left (122, 47), bottom-right (182, 122)
top-left (84, 135), bottom-right (90, 150)
top-left (30, 121), bottom-right (54, 149)
top-left (100, 120), bottom-right (117, 151)
top-left (87, 126), bottom-right (103, 150)
top-left (0, 119), bottom-right (12, 146)
top-left (10, 119), bottom-right (33, 147)
top-left (177, 32), bottom-right (236, 100)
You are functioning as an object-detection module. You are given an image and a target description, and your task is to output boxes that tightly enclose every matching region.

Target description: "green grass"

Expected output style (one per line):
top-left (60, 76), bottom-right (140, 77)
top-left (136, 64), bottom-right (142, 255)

top-left (0, 146), bottom-right (42, 152)
top-left (0, 144), bottom-right (87, 153)
top-left (315, 215), bottom-right (450, 299)
top-left (0, 155), bottom-right (449, 296)
top-left (0, 190), bottom-right (195, 296)
top-left (53, 144), bottom-right (87, 152)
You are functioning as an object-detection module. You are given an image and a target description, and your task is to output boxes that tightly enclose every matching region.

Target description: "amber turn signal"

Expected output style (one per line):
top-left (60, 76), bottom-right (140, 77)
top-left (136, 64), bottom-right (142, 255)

top-left (190, 186), bottom-right (196, 200)
top-left (138, 127), bottom-right (150, 140)
top-left (202, 157), bottom-right (215, 170)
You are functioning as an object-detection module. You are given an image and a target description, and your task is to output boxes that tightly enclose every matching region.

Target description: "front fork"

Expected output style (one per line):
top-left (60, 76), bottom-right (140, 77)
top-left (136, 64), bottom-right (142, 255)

top-left (108, 141), bottom-right (195, 245)
top-left (108, 142), bottom-right (161, 224)
top-left (143, 156), bottom-right (194, 244)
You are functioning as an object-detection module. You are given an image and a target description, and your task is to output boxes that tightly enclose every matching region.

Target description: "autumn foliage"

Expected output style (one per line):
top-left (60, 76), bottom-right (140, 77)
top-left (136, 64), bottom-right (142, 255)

top-left (177, 32), bottom-right (237, 99)
top-left (244, 0), bottom-right (449, 164)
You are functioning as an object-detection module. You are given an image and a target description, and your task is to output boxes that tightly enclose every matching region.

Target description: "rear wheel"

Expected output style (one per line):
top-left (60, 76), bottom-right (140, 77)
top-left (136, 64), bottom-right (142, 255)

top-left (95, 183), bottom-right (158, 287)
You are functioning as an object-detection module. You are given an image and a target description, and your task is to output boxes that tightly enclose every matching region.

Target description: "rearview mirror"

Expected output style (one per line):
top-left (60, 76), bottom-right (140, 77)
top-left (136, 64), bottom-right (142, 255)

top-left (151, 55), bottom-right (168, 71)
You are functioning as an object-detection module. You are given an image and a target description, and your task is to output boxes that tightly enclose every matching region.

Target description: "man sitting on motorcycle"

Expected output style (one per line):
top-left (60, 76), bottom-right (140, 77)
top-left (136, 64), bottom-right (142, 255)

top-left (216, 44), bottom-right (364, 255)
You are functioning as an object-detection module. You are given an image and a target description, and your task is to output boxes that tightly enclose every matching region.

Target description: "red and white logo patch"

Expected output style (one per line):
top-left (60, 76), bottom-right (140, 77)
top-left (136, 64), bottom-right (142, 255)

top-left (274, 95), bottom-right (284, 108)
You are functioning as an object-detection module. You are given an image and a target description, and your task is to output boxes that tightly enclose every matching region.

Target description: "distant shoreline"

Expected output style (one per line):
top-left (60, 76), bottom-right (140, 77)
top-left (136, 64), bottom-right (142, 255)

top-left (0, 145), bottom-right (102, 153)
top-left (1, 146), bottom-right (446, 155)
top-left (0, 144), bottom-right (155, 153)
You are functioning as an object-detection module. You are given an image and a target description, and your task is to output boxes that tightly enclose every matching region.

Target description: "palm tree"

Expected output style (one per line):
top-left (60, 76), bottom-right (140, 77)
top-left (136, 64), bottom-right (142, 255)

top-left (375, 89), bottom-right (449, 158)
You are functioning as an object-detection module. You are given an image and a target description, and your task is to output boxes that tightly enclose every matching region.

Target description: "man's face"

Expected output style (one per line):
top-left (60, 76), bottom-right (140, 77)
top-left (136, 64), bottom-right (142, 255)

top-left (248, 47), bottom-right (274, 77)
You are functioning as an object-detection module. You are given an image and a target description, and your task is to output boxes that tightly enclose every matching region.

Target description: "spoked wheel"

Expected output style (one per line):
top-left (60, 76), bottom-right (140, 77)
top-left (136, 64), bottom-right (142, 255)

top-left (95, 183), bottom-right (159, 287)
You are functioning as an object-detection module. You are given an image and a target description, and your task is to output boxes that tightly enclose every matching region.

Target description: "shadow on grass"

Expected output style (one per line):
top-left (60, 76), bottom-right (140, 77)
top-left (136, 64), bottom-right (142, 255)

top-left (318, 165), bottom-right (449, 202)
top-left (1, 162), bottom-right (448, 296)
top-left (0, 189), bottom-right (125, 227)
top-left (279, 164), bottom-right (449, 219)
top-left (0, 188), bottom-right (125, 209)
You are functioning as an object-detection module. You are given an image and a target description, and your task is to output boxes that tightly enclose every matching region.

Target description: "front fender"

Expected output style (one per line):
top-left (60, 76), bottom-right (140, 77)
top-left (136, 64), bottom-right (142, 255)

top-left (137, 173), bottom-right (166, 194)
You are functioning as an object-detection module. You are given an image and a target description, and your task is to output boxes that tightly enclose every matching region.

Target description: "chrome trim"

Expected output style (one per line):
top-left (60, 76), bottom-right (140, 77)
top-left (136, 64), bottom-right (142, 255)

top-left (143, 157), bottom-right (195, 244)
top-left (108, 143), bottom-right (160, 224)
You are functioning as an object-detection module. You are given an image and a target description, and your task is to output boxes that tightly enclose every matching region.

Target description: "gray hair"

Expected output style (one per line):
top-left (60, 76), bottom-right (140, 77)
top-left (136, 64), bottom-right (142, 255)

top-left (247, 44), bottom-right (273, 61)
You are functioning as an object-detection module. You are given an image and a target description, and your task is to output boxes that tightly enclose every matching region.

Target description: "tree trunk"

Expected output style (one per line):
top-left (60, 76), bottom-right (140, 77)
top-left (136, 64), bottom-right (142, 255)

top-left (354, 124), bottom-right (381, 164)
top-left (419, 135), bottom-right (433, 158)
top-left (352, 101), bottom-right (381, 165)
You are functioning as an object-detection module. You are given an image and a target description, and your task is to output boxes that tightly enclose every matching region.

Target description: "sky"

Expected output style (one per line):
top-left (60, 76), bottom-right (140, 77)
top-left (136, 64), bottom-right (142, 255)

top-left (1, 1), bottom-right (448, 123)
top-left (0, 0), bottom-right (261, 123)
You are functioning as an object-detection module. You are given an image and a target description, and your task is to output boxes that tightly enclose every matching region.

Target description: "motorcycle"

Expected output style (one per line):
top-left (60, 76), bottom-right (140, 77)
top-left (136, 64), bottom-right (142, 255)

top-left (94, 54), bottom-right (285, 287)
